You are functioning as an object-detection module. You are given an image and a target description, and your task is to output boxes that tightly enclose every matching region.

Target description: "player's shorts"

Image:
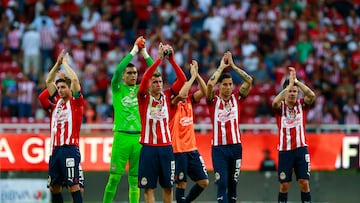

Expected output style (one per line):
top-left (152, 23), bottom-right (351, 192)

top-left (212, 144), bottom-right (242, 184)
top-left (138, 145), bottom-right (175, 189)
top-left (174, 150), bottom-right (208, 183)
top-left (278, 146), bottom-right (310, 182)
top-left (48, 145), bottom-right (81, 188)
top-left (109, 132), bottom-right (142, 175)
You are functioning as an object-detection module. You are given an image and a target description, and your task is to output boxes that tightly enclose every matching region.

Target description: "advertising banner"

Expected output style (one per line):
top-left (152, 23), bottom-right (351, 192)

top-left (0, 179), bottom-right (50, 203)
top-left (0, 133), bottom-right (347, 171)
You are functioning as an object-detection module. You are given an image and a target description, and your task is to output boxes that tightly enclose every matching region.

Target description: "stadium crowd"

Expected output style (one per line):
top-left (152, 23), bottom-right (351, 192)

top-left (0, 0), bottom-right (360, 125)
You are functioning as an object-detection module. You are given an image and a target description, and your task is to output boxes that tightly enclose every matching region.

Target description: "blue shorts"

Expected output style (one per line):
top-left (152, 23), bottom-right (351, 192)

top-left (278, 146), bottom-right (311, 182)
top-left (48, 145), bottom-right (81, 187)
top-left (174, 150), bottom-right (208, 183)
top-left (138, 145), bottom-right (175, 189)
top-left (212, 144), bottom-right (242, 184)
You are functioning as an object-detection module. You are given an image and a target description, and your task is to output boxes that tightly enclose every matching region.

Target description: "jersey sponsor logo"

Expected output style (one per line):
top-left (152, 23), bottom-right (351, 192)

top-left (121, 96), bottom-right (138, 108)
top-left (179, 116), bottom-right (193, 126)
top-left (280, 171), bottom-right (286, 180)
top-left (54, 105), bottom-right (69, 123)
top-left (150, 105), bottom-right (167, 120)
top-left (217, 110), bottom-right (236, 122)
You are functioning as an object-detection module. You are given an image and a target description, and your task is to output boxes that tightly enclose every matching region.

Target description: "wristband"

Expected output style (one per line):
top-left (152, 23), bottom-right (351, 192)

top-left (130, 45), bottom-right (139, 56)
top-left (141, 49), bottom-right (150, 59)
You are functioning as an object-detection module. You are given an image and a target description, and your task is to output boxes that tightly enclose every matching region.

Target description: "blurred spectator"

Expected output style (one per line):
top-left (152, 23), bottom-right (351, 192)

top-left (343, 97), bottom-right (360, 125)
top-left (120, 0), bottom-right (138, 44)
top-left (94, 12), bottom-right (112, 52)
top-left (159, 2), bottom-right (177, 40)
top-left (17, 73), bottom-right (36, 118)
top-left (39, 19), bottom-right (58, 73)
top-left (259, 149), bottom-right (276, 172)
top-left (189, 1), bottom-right (205, 35)
top-left (21, 24), bottom-right (41, 79)
top-left (202, 8), bottom-right (225, 42)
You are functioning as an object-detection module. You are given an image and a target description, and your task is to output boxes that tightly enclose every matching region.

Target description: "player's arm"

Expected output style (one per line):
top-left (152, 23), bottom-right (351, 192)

top-left (168, 46), bottom-right (187, 94)
top-left (138, 43), bottom-right (165, 94)
top-left (112, 36), bottom-right (144, 88)
top-left (206, 53), bottom-right (227, 101)
top-left (171, 60), bottom-right (198, 105)
top-left (272, 67), bottom-right (296, 109)
top-left (138, 36), bottom-right (155, 66)
top-left (38, 89), bottom-right (51, 110)
top-left (294, 74), bottom-right (316, 106)
top-left (193, 61), bottom-right (207, 103)
top-left (46, 49), bottom-right (65, 95)
top-left (227, 51), bottom-right (253, 98)
top-left (62, 52), bottom-right (81, 94)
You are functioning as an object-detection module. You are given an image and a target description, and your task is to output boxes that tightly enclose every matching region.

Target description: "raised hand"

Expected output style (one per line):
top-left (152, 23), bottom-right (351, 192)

top-left (189, 60), bottom-right (198, 77)
top-left (135, 36), bottom-right (146, 49)
top-left (62, 52), bottom-right (69, 65)
top-left (158, 42), bottom-right (165, 59)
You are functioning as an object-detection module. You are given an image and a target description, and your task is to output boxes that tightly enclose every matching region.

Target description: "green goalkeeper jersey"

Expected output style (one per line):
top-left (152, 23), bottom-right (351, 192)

top-left (111, 53), bottom-right (153, 133)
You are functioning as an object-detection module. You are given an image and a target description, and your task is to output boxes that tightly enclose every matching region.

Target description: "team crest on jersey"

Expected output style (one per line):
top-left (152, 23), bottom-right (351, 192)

top-left (279, 172), bottom-right (286, 180)
top-left (224, 103), bottom-right (232, 112)
top-left (289, 109), bottom-right (296, 119)
top-left (141, 177), bottom-right (148, 186)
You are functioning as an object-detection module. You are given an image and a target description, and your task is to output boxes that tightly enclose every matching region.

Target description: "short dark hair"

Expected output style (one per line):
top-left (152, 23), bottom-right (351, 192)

top-left (127, 63), bottom-right (135, 68)
top-left (153, 71), bottom-right (162, 78)
top-left (55, 77), bottom-right (72, 87)
top-left (218, 73), bottom-right (232, 83)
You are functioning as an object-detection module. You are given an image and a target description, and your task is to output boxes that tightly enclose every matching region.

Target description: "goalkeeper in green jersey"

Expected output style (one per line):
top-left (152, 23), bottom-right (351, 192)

top-left (103, 36), bottom-right (154, 203)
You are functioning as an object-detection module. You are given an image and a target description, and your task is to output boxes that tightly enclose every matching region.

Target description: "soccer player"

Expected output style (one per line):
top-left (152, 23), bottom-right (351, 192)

top-left (137, 43), bottom-right (187, 203)
top-left (38, 50), bottom-right (85, 203)
top-left (272, 67), bottom-right (315, 203)
top-left (170, 60), bottom-right (209, 203)
top-left (206, 51), bottom-right (253, 203)
top-left (103, 36), bottom-right (154, 203)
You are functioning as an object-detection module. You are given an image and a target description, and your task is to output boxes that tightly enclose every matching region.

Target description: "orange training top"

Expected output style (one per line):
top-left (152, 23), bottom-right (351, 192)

top-left (170, 96), bottom-right (197, 153)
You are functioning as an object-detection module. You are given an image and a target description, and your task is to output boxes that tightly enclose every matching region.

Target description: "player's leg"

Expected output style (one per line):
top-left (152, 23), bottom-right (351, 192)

top-left (227, 144), bottom-right (242, 203)
top-left (212, 146), bottom-right (228, 203)
top-left (48, 151), bottom-right (64, 203)
top-left (62, 146), bottom-right (82, 203)
top-left (128, 135), bottom-right (142, 203)
top-left (278, 150), bottom-right (295, 203)
top-left (158, 146), bottom-right (175, 203)
top-left (103, 132), bottom-right (131, 202)
top-left (174, 153), bottom-right (188, 203)
top-left (138, 146), bottom-right (160, 203)
top-left (294, 147), bottom-right (311, 203)
top-left (186, 150), bottom-right (209, 203)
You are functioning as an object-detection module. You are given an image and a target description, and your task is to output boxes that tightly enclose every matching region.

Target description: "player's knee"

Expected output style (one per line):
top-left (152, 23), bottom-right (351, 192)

top-left (176, 181), bottom-right (187, 189)
top-left (298, 179), bottom-right (310, 192)
top-left (197, 179), bottom-right (209, 188)
top-left (50, 185), bottom-right (62, 194)
top-left (279, 182), bottom-right (290, 192)
top-left (109, 173), bottom-right (121, 185)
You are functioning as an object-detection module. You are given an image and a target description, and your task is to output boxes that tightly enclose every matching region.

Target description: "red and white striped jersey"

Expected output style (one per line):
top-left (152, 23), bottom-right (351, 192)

top-left (207, 92), bottom-right (243, 146)
top-left (275, 99), bottom-right (309, 151)
top-left (138, 89), bottom-right (174, 146)
top-left (49, 96), bottom-right (84, 153)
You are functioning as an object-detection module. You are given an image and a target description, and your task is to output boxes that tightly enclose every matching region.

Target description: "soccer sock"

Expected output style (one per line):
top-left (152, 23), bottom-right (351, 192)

top-left (278, 192), bottom-right (288, 203)
top-left (103, 173), bottom-right (121, 203)
top-left (185, 183), bottom-right (204, 203)
top-left (301, 192), bottom-right (311, 203)
top-left (175, 188), bottom-right (185, 203)
top-left (128, 175), bottom-right (140, 203)
top-left (71, 190), bottom-right (83, 203)
top-left (51, 193), bottom-right (63, 203)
